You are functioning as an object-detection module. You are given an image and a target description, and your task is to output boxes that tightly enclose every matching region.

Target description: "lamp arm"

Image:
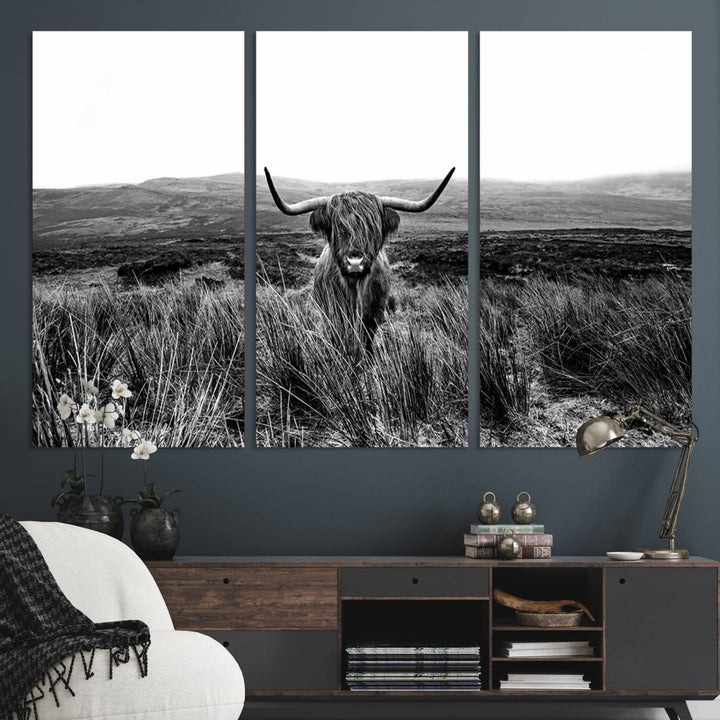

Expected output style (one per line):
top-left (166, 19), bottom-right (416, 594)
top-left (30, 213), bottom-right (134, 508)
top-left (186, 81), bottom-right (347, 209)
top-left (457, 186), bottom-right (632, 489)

top-left (621, 406), bottom-right (697, 546)
top-left (622, 406), bottom-right (697, 445)
top-left (658, 439), bottom-right (696, 545)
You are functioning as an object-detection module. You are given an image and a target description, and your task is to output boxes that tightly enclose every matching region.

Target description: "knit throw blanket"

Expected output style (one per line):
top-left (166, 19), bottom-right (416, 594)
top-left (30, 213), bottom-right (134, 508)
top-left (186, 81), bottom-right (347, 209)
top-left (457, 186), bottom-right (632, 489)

top-left (0, 515), bottom-right (150, 720)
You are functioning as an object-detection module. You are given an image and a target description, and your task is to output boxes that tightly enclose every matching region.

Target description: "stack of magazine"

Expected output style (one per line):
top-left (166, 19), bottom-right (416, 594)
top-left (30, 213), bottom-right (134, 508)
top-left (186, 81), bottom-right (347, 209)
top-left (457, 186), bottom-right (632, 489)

top-left (499, 672), bottom-right (592, 690)
top-left (344, 645), bottom-right (482, 691)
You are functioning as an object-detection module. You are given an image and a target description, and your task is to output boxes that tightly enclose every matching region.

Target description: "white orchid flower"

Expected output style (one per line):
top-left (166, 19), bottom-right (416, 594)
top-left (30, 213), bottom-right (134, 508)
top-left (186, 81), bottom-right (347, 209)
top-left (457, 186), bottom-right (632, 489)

top-left (122, 428), bottom-right (140, 447)
top-left (75, 403), bottom-right (96, 424)
top-left (97, 402), bottom-right (120, 429)
top-left (56, 394), bottom-right (76, 420)
top-left (131, 439), bottom-right (157, 460)
top-left (112, 379), bottom-right (133, 399)
top-left (140, 438), bottom-right (158, 454)
top-left (83, 379), bottom-right (99, 395)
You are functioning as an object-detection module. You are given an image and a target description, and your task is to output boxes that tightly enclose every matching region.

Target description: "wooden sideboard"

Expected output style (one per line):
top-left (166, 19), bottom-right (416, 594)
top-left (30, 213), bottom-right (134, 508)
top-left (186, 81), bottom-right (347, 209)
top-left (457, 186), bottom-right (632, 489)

top-left (146, 556), bottom-right (720, 720)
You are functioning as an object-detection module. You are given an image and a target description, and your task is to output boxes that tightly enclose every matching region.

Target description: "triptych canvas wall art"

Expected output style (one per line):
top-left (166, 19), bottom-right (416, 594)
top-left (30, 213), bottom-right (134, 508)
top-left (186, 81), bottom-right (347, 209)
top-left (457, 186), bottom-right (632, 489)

top-left (255, 32), bottom-right (468, 447)
top-left (479, 31), bottom-right (692, 448)
top-left (31, 30), bottom-right (691, 450)
top-left (32, 32), bottom-right (245, 448)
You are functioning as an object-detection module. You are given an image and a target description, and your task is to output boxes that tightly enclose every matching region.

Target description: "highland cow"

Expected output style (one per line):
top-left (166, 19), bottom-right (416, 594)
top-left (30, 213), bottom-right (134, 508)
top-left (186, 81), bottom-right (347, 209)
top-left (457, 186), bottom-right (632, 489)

top-left (264, 167), bottom-right (455, 353)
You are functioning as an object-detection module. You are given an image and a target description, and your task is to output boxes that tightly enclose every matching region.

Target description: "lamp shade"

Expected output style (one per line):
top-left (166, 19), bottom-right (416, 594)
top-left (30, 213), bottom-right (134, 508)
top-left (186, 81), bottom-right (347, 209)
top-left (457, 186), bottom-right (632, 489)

top-left (575, 415), bottom-right (625, 456)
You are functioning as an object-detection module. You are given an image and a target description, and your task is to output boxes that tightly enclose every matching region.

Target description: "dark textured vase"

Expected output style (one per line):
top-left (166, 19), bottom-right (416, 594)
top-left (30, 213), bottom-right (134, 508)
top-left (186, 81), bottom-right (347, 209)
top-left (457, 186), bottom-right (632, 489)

top-left (130, 507), bottom-right (180, 560)
top-left (56, 494), bottom-right (125, 540)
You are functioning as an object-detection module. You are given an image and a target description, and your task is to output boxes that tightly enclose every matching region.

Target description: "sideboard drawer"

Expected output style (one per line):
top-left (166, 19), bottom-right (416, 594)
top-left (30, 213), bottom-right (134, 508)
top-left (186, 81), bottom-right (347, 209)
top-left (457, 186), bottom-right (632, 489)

top-left (205, 630), bottom-right (338, 692)
top-left (341, 567), bottom-right (489, 598)
top-left (150, 566), bottom-right (338, 630)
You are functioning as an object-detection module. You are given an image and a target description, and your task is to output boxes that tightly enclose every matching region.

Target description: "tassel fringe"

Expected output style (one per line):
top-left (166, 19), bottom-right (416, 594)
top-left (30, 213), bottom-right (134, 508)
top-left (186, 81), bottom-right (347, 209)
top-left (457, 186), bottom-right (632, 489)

top-left (0, 641), bottom-right (150, 720)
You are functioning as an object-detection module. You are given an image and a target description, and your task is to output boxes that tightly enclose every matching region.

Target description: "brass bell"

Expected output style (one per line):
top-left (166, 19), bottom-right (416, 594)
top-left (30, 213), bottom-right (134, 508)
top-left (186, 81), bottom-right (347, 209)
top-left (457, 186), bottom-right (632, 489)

top-left (498, 528), bottom-right (522, 559)
top-left (477, 491), bottom-right (501, 525)
top-left (511, 491), bottom-right (536, 524)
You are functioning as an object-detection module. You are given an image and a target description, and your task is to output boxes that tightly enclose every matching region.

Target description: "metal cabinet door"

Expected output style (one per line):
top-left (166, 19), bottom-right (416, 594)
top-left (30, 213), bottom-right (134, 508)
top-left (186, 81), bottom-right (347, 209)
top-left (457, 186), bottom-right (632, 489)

top-left (606, 568), bottom-right (718, 691)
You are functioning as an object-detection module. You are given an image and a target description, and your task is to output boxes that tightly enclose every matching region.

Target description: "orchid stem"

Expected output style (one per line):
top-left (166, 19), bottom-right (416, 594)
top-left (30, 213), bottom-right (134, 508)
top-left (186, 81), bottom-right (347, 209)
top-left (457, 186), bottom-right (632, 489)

top-left (99, 436), bottom-right (105, 496)
top-left (81, 426), bottom-right (87, 496)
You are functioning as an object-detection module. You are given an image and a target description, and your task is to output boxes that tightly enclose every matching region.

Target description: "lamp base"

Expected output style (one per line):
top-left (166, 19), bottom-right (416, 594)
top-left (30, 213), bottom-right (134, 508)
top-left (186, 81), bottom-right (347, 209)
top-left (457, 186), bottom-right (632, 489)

top-left (635, 547), bottom-right (689, 560)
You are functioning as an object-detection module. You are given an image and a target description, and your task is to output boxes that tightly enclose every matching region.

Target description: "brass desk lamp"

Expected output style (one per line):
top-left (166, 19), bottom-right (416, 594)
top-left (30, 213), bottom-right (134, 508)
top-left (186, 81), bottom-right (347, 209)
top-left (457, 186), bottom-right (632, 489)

top-left (576, 406), bottom-right (698, 560)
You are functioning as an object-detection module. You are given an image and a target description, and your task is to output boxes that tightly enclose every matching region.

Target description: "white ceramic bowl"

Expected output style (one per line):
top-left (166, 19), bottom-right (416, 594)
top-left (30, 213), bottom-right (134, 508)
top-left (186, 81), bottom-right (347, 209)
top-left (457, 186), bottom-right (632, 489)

top-left (606, 551), bottom-right (644, 561)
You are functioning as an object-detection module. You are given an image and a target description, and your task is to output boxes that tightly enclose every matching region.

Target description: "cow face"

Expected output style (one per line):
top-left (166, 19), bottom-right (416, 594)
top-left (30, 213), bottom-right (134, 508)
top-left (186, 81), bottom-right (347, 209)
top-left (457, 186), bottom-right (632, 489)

top-left (310, 192), bottom-right (400, 279)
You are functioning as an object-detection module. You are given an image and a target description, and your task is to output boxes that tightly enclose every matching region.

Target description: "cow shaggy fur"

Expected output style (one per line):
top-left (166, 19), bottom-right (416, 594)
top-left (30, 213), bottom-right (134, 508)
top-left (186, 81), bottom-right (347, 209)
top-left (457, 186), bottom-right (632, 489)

top-left (309, 192), bottom-right (400, 354)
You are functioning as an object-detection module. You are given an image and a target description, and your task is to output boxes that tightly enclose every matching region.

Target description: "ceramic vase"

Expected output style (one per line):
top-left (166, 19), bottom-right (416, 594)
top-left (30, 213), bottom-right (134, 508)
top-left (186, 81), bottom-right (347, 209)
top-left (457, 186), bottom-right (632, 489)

top-left (130, 507), bottom-right (180, 560)
top-left (56, 494), bottom-right (125, 540)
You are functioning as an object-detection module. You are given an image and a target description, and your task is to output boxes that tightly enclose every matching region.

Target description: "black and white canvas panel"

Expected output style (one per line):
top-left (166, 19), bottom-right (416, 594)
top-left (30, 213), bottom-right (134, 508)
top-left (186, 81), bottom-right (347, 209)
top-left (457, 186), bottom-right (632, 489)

top-left (256, 32), bottom-right (468, 448)
top-left (32, 31), bottom-right (245, 447)
top-left (479, 31), bottom-right (692, 448)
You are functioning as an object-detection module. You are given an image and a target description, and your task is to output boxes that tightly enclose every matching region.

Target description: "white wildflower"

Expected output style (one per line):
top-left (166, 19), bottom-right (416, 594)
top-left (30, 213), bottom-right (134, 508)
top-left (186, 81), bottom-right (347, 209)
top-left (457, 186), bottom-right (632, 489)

top-left (56, 394), bottom-right (76, 421)
top-left (122, 428), bottom-right (140, 447)
top-left (112, 379), bottom-right (133, 399)
top-left (75, 403), bottom-right (96, 425)
top-left (83, 379), bottom-right (99, 396)
top-left (97, 402), bottom-right (120, 429)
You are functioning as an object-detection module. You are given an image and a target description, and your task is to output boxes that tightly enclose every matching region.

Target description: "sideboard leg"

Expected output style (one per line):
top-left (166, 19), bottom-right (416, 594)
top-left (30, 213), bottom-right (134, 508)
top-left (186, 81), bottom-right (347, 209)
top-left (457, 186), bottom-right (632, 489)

top-left (666, 701), bottom-right (693, 720)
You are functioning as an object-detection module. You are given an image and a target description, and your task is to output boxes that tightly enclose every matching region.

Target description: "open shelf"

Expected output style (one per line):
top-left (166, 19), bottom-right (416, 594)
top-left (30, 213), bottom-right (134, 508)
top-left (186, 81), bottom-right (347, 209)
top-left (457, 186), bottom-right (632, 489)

top-left (490, 659), bottom-right (604, 691)
top-left (341, 599), bottom-right (490, 692)
top-left (489, 567), bottom-right (605, 692)
top-left (491, 566), bottom-right (603, 629)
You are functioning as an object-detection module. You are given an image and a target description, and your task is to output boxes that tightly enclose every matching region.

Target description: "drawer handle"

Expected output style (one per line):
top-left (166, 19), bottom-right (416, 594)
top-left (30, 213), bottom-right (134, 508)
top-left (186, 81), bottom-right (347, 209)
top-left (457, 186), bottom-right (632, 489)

top-left (412, 577), bottom-right (419, 585)
top-left (619, 578), bottom-right (626, 584)
top-left (223, 578), bottom-right (230, 584)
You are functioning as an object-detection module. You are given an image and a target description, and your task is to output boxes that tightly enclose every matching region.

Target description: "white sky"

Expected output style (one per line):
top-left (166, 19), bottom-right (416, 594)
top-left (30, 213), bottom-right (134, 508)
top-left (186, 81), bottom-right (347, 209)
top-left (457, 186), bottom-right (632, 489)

top-left (257, 32), bottom-right (467, 183)
top-left (480, 31), bottom-right (691, 182)
top-left (33, 32), bottom-right (244, 188)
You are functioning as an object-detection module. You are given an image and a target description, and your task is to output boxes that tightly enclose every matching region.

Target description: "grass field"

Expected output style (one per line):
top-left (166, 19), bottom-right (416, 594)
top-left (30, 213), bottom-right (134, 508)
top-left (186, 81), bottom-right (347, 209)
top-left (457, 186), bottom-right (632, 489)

top-left (255, 227), bottom-right (469, 447)
top-left (480, 229), bottom-right (691, 447)
top-left (32, 250), bottom-right (244, 448)
top-left (256, 278), bottom-right (467, 447)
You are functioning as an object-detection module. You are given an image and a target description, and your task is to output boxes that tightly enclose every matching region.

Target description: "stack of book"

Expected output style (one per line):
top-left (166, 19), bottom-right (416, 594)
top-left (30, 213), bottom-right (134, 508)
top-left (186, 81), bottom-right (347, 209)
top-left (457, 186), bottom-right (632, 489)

top-left (464, 523), bottom-right (552, 559)
top-left (499, 672), bottom-right (592, 690)
top-left (344, 645), bottom-right (482, 691)
top-left (496, 639), bottom-right (596, 658)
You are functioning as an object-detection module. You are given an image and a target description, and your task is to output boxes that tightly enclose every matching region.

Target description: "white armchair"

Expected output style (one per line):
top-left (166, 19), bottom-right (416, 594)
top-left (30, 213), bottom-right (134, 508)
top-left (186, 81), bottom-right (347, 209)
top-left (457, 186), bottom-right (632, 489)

top-left (20, 521), bottom-right (245, 720)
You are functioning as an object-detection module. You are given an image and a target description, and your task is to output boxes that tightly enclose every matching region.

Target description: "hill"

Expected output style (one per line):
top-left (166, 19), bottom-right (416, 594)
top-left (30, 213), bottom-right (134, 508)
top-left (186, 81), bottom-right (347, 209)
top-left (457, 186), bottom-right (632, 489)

top-left (33, 170), bottom-right (690, 247)
top-left (33, 173), bottom-right (245, 247)
top-left (481, 172), bottom-right (691, 230)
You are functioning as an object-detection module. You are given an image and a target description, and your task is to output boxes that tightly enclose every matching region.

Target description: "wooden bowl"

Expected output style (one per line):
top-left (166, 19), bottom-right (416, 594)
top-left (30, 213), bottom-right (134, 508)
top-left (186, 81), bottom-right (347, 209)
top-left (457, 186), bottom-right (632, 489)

top-left (515, 610), bottom-right (585, 627)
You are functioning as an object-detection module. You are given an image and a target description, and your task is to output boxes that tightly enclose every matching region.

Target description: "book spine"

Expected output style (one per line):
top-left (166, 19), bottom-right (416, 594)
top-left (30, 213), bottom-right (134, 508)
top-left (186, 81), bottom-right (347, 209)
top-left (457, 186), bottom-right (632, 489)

top-left (469, 524), bottom-right (544, 534)
top-left (463, 533), bottom-right (553, 547)
top-left (463, 533), bottom-right (497, 546)
top-left (465, 545), bottom-right (552, 559)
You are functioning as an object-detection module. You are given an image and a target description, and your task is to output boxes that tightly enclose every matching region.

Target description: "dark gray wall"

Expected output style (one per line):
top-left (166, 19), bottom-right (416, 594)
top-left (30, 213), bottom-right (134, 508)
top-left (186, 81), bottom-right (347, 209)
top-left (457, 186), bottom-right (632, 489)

top-left (3, 1), bottom-right (719, 558)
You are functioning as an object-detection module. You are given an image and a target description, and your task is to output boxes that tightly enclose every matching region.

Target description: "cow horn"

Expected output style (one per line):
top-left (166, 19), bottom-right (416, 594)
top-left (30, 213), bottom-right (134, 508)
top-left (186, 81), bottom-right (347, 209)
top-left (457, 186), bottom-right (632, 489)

top-left (264, 168), bottom-right (329, 215)
top-left (379, 167), bottom-right (455, 213)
